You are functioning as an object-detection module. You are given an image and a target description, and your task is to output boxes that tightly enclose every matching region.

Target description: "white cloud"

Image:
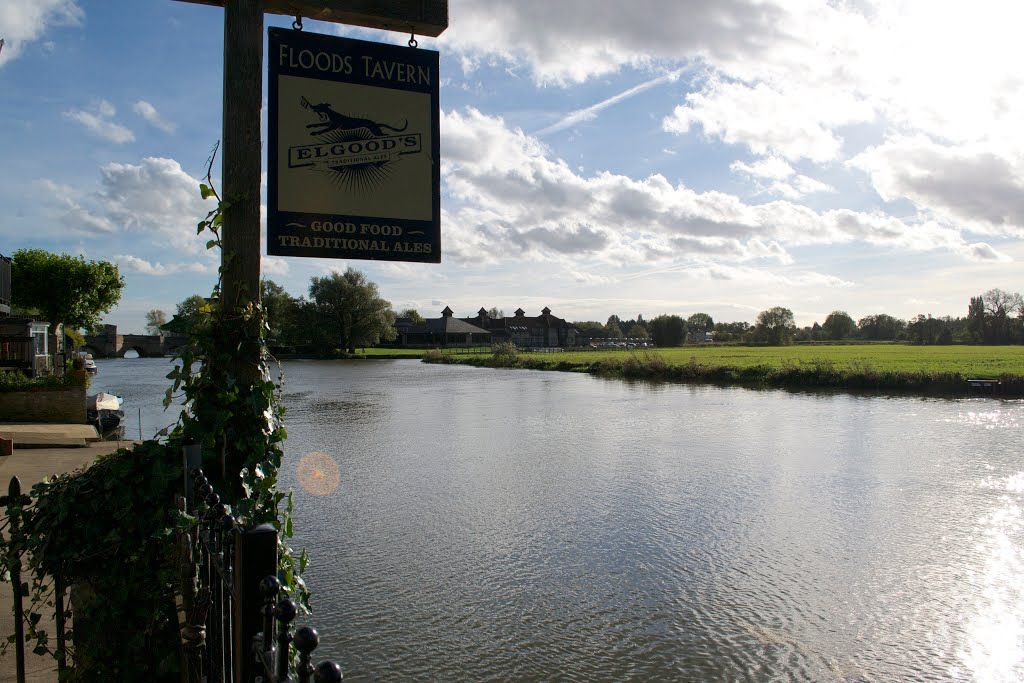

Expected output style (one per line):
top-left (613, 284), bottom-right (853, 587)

top-left (0, 0), bottom-right (82, 67)
top-left (730, 157), bottom-right (794, 181)
top-left (437, 1), bottom-right (1024, 194)
top-left (64, 100), bottom-right (135, 143)
top-left (441, 107), bottom-right (990, 267)
top-left (850, 135), bottom-right (1024, 237)
top-left (35, 178), bottom-right (117, 234)
top-left (730, 157), bottom-right (835, 199)
top-left (95, 157), bottom-right (212, 252)
top-left (436, 0), bottom-right (800, 86)
top-left (41, 157), bottom-right (216, 264)
top-left (133, 101), bottom-right (176, 133)
top-left (114, 255), bottom-right (212, 276)
top-left (663, 79), bottom-right (868, 162)
top-left (262, 256), bottom-right (290, 276)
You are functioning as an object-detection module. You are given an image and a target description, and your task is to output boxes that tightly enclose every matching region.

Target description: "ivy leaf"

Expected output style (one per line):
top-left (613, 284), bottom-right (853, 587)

top-left (200, 183), bottom-right (215, 199)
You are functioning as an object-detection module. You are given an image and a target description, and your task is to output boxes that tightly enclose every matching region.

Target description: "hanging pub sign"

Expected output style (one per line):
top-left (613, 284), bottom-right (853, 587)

top-left (268, 27), bottom-right (440, 263)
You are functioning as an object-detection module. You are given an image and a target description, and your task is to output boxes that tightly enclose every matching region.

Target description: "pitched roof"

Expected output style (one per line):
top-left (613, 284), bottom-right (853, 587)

top-left (395, 316), bottom-right (490, 335)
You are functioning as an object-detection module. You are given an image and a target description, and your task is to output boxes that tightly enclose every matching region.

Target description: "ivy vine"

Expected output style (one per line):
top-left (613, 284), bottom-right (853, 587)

top-left (0, 160), bottom-right (310, 677)
top-left (163, 166), bottom-right (311, 610)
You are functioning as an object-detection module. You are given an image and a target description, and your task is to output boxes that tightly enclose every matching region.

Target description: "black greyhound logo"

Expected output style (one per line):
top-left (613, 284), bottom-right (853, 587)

top-left (301, 96), bottom-right (408, 137)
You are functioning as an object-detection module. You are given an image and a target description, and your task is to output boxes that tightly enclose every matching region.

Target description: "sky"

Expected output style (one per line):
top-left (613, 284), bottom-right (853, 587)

top-left (2, 0), bottom-right (1023, 333)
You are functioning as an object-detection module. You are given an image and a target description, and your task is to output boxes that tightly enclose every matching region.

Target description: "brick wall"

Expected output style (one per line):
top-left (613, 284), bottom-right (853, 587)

top-left (0, 383), bottom-right (87, 423)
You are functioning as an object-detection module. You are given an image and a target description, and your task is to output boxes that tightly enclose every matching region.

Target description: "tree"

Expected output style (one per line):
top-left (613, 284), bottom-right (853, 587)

top-left (981, 288), bottom-right (1023, 344)
top-left (261, 279), bottom-right (304, 345)
top-left (754, 307), bottom-right (796, 345)
top-left (605, 320), bottom-right (624, 339)
top-left (687, 313), bottom-right (714, 333)
top-left (11, 248), bottom-right (124, 331)
top-left (857, 314), bottom-right (905, 341)
top-left (145, 309), bottom-right (167, 335)
top-left (308, 268), bottom-right (396, 353)
top-left (171, 294), bottom-right (211, 333)
top-left (398, 308), bottom-right (425, 323)
top-left (822, 310), bottom-right (856, 340)
top-left (967, 296), bottom-right (986, 343)
top-left (487, 307), bottom-right (504, 319)
top-left (573, 321), bottom-right (606, 339)
top-left (648, 314), bottom-right (686, 347)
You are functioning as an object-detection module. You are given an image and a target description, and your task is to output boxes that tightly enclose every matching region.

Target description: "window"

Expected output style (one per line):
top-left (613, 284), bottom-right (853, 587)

top-left (30, 323), bottom-right (48, 355)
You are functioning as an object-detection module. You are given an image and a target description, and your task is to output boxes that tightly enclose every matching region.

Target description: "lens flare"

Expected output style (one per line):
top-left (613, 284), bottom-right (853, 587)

top-left (296, 451), bottom-right (340, 496)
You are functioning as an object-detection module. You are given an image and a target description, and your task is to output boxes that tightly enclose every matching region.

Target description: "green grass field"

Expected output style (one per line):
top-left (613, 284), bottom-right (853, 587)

top-left (423, 343), bottom-right (1024, 396)
top-left (516, 344), bottom-right (1024, 377)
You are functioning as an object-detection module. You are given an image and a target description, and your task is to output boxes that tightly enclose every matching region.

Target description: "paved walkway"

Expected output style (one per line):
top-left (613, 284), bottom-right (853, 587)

top-left (0, 437), bottom-right (134, 682)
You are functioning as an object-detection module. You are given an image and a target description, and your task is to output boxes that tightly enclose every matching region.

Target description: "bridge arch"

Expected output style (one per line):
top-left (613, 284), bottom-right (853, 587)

top-left (120, 346), bottom-right (147, 359)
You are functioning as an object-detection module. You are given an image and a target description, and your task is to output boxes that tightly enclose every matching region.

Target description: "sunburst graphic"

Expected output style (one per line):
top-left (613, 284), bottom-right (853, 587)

top-left (296, 451), bottom-right (340, 496)
top-left (325, 161), bottom-right (395, 193)
top-left (314, 127), bottom-right (399, 194)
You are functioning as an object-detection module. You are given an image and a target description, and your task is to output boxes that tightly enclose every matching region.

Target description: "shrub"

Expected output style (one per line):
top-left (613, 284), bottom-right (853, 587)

top-left (490, 341), bottom-right (519, 366)
top-left (0, 370), bottom-right (79, 393)
top-left (6, 441), bottom-right (183, 680)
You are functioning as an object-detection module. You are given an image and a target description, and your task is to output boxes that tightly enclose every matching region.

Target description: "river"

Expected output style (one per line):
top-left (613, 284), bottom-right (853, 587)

top-left (92, 357), bottom-right (1024, 681)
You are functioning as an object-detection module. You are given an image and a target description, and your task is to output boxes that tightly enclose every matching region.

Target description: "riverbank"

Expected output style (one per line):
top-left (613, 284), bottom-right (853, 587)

top-left (422, 344), bottom-right (1024, 397)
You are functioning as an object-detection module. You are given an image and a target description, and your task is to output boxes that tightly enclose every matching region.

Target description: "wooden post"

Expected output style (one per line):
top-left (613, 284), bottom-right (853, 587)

top-left (221, 0), bottom-right (263, 381)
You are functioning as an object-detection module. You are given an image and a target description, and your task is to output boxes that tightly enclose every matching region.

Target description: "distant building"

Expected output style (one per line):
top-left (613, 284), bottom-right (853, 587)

top-left (461, 306), bottom-right (577, 348)
top-left (394, 306), bottom-right (492, 347)
top-left (393, 306), bottom-right (579, 348)
top-left (688, 331), bottom-right (715, 343)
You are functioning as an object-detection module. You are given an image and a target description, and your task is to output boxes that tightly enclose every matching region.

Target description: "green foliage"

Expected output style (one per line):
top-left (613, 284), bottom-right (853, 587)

top-left (857, 313), bottom-right (905, 341)
top-left (308, 268), bottom-right (396, 353)
top-left (11, 249), bottom-right (124, 331)
top-left (1, 442), bottom-right (183, 680)
top-left (822, 310), bottom-right (856, 340)
top-left (1, 180), bottom-right (311, 678)
top-left (145, 309), bottom-right (168, 336)
top-left (754, 306), bottom-right (796, 345)
top-left (490, 341), bottom-right (519, 365)
top-left (687, 312), bottom-right (714, 333)
top-left (424, 344), bottom-right (1024, 396)
top-left (399, 308), bottom-right (425, 324)
top-left (648, 314), bottom-right (686, 347)
top-left (165, 182), bottom-right (309, 610)
top-left (573, 321), bottom-right (607, 339)
top-left (163, 294), bottom-right (211, 336)
top-left (262, 279), bottom-right (301, 344)
top-left (0, 369), bottom-right (79, 393)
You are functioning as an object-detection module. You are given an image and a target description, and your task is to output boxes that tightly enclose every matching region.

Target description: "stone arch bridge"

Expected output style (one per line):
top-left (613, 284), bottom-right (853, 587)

top-left (83, 324), bottom-right (188, 359)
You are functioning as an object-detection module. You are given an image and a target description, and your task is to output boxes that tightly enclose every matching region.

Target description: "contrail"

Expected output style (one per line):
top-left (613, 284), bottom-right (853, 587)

top-left (535, 69), bottom-right (684, 137)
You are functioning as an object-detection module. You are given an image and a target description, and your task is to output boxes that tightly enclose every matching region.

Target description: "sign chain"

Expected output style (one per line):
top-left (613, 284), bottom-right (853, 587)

top-left (292, 14), bottom-right (303, 31)
top-left (408, 33), bottom-right (418, 48)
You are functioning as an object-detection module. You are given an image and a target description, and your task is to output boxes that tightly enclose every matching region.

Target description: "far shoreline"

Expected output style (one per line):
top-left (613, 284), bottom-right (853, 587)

top-left (418, 344), bottom-right (1024, 399)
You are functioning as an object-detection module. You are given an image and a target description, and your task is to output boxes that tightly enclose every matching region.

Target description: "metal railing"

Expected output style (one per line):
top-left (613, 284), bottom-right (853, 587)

top-left (183, 467), bottom-right (341, 682)
top-left (1, 476), bottom-right (71, 683)
top-left (2, 466), bottom-right (341, 683)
